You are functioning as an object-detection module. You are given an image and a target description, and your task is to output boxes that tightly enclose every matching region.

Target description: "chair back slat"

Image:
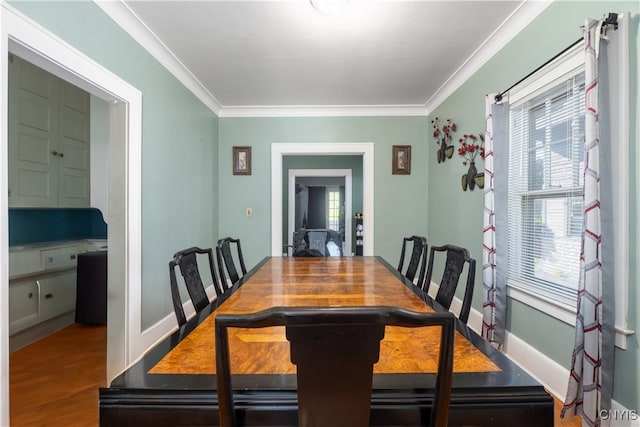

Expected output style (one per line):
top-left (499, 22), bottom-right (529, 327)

top-left (397, 235), bottom-right (428, 288)
top-left (216, 306), bottom-right (455, 427)
top-left (216, 237), bottom-right (248, 288)
top-left (425, 244), bottom-right (476, 324)
top-left (169, 247), bottom-right (221, 327)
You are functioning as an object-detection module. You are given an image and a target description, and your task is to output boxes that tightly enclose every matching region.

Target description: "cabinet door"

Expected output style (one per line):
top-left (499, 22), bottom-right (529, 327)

top-left (8, 54), bottom-right (59, 207)
top-left (38, 271), bottom-right (77, 322)
top-left (8, 55), bottom-right (91, 208)
top-left (9, 280), bottom-right (39, 335)
top-left (58, 80), bottom-right (90, 207)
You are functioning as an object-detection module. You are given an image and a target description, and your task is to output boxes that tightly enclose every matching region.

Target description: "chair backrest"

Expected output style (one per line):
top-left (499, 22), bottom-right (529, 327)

top-left (424, 244), bottom-right (476, 323)
top-left (292, 228), bottom-right (344, 257)
top-left (397, 235), bottom-right (428, 288)
top-left (216, 237), bottom-right (248, 287)
top-left (216, 306), bottom-right (455, 427)
top-left (169, 246), bottom-right (220, 327)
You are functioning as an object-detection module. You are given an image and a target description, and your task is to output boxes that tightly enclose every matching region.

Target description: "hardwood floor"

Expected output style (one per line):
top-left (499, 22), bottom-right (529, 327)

top-left (555, 396), bottom-right (583, 427)
top-left (9, 323), bottom-right (106, 426)
top-left (9, 322), bottom-right (581, 426)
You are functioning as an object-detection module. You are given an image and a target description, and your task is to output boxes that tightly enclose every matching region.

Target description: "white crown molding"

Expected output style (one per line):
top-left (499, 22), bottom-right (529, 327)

top-left (424, 0), bottom-right (553, 114)
top-left (218, 104), bottom-right (428, 118)
top-left (96, 0), bottom-right (551, 118)
top-left (94, 0), bottom-right (223, 115)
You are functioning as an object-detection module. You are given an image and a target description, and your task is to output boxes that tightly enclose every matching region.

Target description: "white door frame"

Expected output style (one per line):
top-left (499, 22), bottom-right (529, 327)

top-left (271, 143), bottom-right (374, 256)
top-left (288, 169), bottom-right (352, 255)
top-left (0, 5), bottom-right (142, 423)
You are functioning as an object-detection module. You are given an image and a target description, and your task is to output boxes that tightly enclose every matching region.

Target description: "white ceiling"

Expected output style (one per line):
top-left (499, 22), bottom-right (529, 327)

top-left (109, 0), bottom-right (550, 116)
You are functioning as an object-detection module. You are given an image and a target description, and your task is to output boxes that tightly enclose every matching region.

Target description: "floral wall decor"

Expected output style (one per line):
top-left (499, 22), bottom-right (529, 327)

top-left (431, 117), bottom-right (457, 163)
top-left (458, 132), bottom-right (485, 191)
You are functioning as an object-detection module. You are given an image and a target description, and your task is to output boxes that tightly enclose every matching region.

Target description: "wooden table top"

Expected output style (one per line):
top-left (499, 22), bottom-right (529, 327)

top-left (150, 257), bottom-right (499, 376)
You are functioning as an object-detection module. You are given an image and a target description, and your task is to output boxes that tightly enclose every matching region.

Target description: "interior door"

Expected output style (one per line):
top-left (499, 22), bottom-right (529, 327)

top-left (307, 186), bottom-right (326, 229)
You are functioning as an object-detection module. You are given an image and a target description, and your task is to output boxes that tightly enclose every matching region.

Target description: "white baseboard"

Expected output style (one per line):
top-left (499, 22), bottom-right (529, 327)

top-left (131, 285), bottom-right (217, 365)
top-left (9, 311), bottom-right (75, 352)
top-left (398, 281), bottom-right (566, 399)
top-left (463, 293), bottom-right (635, 422)
top-left (465, 304), bottom-right (569, 397)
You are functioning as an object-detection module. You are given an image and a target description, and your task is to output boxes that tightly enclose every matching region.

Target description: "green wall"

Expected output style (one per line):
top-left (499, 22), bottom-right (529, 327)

top-left (281, 155), bottom-right (363, 249)
top-left (10, 0), bottom-right (639, 410)
top-left (428, 1), bottom-right (639, 409)
top-left (9, 1), bottom-right (221, 330)
top-left (218, 116), bottom-right (429, 268)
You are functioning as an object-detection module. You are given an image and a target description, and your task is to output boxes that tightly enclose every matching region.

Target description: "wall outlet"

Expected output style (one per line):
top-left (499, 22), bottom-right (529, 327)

top-left (246, 208), bottom-right (253, 217)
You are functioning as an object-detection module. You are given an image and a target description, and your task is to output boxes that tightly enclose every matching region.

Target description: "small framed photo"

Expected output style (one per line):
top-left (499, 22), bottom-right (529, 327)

top-left (392, 145), bottom-right (411, 175)
top-left (233, 146), bottom-right (252, 175)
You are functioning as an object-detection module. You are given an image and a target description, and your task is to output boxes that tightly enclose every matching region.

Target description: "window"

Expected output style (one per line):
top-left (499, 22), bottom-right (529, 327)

top-left (327, 189), bottom-right (341, 232)
top-left (504, 15), bottom-right (632, 347)
top-left (506, 49), bottom-right (585, 310)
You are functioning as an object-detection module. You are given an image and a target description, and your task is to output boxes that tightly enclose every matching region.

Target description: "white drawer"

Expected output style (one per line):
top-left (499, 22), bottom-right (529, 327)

top-left (40, 244), bottom-right (81, 271)
top-left (9, 280), bottom-right (39, 335)
top-left (9, 249), bottom-right (42, 277)
top-left (38, 271), bottom-right (77, 322)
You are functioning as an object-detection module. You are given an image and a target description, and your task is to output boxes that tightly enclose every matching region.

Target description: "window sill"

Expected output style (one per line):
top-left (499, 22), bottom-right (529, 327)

top-left (506, 282), bottom-right (633, 349)
top-left (507, 282), bottom-right (577, 325)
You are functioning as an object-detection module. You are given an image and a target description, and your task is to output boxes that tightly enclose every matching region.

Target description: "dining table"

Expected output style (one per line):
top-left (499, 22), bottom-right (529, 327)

top-left (99, 256), bottom-right (554, 426)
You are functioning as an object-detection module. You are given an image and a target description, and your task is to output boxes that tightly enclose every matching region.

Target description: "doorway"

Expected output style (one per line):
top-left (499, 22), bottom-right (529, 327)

top-left (287, 169), bottom-right (352, 256)
top-left (271, 142), bottom-right (374, 257)
top-left (1, 6), bottom-right (142, 422)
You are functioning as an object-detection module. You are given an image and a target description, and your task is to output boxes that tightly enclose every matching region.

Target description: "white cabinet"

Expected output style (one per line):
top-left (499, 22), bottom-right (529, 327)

top-left (39, 271), bottom-right (77, 323)
top-left (9, 280), bottom-right (39, 334)
top-left (9, 242), bottom-right (84, 336)
top-left (9, 248), bottom-right (42, 277)
top-left (8, 54), bottom-right (90, 208)
top-left (41, 244), bottom-right (81, 271)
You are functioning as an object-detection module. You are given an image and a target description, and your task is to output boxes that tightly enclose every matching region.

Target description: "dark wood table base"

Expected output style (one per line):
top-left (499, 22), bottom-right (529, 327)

top-left (100, 257), bottom-right (553, 426)
top-left (101, 387), bottom-right (553, 426)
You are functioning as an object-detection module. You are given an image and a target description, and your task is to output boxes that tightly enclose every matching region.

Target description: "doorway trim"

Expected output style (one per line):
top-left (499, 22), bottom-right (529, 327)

top-left (1, 4), bottom-right (142, 421)
top-left (271, 143), bottom-right (374, 256)
top-left (288, 169), bottom-right (352, 256)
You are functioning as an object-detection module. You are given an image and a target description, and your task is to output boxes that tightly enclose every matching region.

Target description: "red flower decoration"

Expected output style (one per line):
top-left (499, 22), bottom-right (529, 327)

top-left (431, 117), bottom-right (457, 145)
top-left (457, 132), bottom-right (485, 165)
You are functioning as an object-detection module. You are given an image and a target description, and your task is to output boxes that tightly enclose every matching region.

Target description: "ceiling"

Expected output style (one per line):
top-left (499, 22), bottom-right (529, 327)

top-left (112, 1), bottom-right (549, 116)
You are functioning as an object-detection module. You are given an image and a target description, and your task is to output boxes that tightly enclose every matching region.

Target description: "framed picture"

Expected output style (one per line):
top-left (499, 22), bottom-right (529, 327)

top-left (392, 145), bottom-right (411, 175)
top-left (233, 146), bottom-right (252, 175)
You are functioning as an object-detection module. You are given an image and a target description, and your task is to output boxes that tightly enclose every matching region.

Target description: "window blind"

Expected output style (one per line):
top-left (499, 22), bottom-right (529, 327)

top-left (507, 68), bottom-right (585, 306)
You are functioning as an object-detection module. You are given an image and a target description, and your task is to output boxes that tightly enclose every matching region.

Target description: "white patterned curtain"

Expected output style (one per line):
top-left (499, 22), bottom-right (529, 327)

top-left (482, 96), bottom-right (508, 349)
top-left (562, 16), bottom-right (617, 426)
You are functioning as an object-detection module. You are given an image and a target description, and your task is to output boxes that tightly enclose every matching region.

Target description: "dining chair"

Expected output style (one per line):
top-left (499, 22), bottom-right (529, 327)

top-left (216, 306), bottom-right (455, 427)
top-left (283, 229), bottom-right (307, 257)
top-left (216, 237), bottom-right (248, 289)
top-left (291, 228), bottom-right (344, 257)
top-left (424, 244), bottom-right (476, 324)
top-left (169, 246), bottom-right (222, 327)
top-left (397, 235), bottom-right (428, 288)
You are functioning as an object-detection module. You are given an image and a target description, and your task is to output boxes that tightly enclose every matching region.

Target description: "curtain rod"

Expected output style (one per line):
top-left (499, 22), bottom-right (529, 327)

top-left (494, 12), bottom-right (619, 103)
top-left (493, 37), bottom-right (581, 102)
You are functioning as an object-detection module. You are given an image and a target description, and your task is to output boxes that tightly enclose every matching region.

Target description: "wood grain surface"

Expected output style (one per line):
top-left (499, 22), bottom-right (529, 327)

top-left (150, 257), bottom-right (500, 375)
